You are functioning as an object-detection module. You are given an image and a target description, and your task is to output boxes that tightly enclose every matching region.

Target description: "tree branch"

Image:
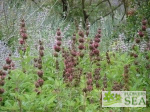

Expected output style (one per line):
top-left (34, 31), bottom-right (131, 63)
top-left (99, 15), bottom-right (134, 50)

top-left (92, 2), bottom-right (123, 24)
top-left (89, 0), bottom-right (107, 16)
top-left (107, 0), bottom-right (114, 20)
top-left (82, 0), bottom-right (88, 26)
top-left (31, 0), bottom-right (43, 10)
top-left (89, 0), bottom-right (93, 5)
top-left (121, 0), bottom-right (128, 21)
top-left (3, 1), bottom-right (9, 40)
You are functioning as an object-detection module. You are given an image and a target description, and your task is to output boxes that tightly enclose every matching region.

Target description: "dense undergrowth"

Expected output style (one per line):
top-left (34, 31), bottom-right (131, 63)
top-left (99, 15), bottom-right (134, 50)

top-left (0, 20), bottom-right (150, 111)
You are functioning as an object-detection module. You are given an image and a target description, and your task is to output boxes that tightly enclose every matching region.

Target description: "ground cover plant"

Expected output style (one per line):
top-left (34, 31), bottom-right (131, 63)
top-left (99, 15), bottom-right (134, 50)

top-left (0, 0), bottom-right (150, 112)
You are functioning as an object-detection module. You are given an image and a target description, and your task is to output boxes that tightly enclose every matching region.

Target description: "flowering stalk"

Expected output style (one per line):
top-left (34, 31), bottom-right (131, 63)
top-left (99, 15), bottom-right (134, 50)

top-left (103, 74), bottom-right (107, 89)
top-left (0, 54), bottom-right (14, 102)
top-left (94, 68), bottom-right (101, 88)
top-left (19, 19), bottom-right (28, 53)
top-left (138, 19), bottom-right (147, 38)
top-left (123, 65), bottom-right (130, 90)
top-left (34, 40), bottom-right (44, 95)
top-left (86, 73), bottom-right (93, 92)
top-left (106, 51), bottom-right (110, 64)
top-left (112, 82), bottom-right (122, 91)
top-left (63, 52), bottom-right (75, 86)
top-left (85, 19), bottom-right (90, 37)
top-left (53, 28), bottom-right (62, 57)
top-left (89, 28), bottom-right (101, 61)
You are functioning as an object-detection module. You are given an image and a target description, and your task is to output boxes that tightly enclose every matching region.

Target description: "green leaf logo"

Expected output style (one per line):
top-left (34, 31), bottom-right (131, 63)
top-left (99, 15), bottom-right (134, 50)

top-left (103, 91), bottom-right (114, 102)
top-left (103, 91), bottom-right (122, 106)
top-left (115, 93), bottom-right (121, 101)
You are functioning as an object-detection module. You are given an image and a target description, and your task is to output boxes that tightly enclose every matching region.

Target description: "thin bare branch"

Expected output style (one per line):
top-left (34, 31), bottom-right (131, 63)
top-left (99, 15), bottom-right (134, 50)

top-left (92, 2), bottom-right (123, 24)
top-left (107, 0), bottom-right (114, 20)
top-left (88, 0), bottom-right (107, 16)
